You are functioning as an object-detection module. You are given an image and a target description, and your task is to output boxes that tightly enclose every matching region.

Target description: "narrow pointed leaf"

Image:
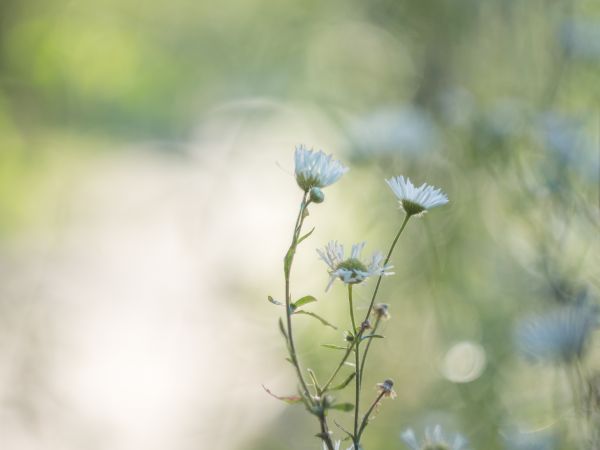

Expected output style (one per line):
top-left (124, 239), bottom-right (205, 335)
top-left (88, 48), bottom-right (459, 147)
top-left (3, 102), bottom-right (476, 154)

top-left (321, 344), bottom-right (349, 351)
top-left (278, 317), bottom-right (288, 342)
top-left (307, 368), bottom-right (320, 391)
top-left (292, 295), bottom-right (317, 309)
top-left (294, 310), bottom-right (337, 329)
top-left (262, 385), bottom-right (302, 404)
top-left (329, 372), bottom-right (356, 391)
top-left (329, 402), bottom-right (354, 412)
top-left (298, 227), bottom-right (315, 244)
top-left (361, 334), bottom-right (384, 341)
top-left (333, 419), bottom-right (354, 439)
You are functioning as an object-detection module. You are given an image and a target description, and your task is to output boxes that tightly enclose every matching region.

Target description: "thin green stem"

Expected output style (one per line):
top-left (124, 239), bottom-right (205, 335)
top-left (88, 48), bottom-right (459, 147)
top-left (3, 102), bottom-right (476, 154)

top-left (565, 364), bottom-right (586, 450)
top-left (283, 193), bottom-right (335, 450)
top-left (284, 193), bottom-right (312, 398)
top-left (357, 391), bottom-right (386, 440)
top-left (323, 215), bottom-right (412, 397)
top-left (359, 317), bottom-right (381, 385)
top-left (320, 341), bottom-right (357, 393)
top-left (353, 214), bottom-right (411, 447)
top-left (348, 285), bottom-right (361, 446)
top-left (362, 213), bottom-right (411, 321)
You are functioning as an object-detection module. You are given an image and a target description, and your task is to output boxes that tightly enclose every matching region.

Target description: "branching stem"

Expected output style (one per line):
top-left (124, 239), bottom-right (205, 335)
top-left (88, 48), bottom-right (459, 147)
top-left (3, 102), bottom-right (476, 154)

top-left (283, 192), bottom-right (335, 450)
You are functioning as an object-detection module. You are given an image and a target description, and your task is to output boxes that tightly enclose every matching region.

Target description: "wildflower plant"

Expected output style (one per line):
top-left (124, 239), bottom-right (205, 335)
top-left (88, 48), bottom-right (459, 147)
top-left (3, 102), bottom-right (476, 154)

top-left (266, 145), bottom-right (449, 449)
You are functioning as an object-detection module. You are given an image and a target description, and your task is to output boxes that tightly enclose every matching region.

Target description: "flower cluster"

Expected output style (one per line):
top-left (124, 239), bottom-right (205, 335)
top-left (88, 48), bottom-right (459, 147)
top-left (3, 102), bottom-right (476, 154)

top-left (276, 145), bottom-right (452, 450)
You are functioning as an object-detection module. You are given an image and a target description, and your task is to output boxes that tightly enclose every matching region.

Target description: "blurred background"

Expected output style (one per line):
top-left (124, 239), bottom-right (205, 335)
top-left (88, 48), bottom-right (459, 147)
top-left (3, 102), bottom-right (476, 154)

top-left (0, 0), bottom-right (599, 449)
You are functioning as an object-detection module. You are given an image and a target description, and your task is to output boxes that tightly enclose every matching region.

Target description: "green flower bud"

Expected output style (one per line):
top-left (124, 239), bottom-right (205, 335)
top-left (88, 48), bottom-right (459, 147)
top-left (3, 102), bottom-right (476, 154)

top-left (309, 187), bottom-right (325, 204)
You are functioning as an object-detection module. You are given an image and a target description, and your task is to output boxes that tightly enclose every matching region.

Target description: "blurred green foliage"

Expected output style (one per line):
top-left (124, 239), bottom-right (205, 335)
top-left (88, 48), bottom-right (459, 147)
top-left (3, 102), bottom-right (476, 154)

top-left (0, 0), bottom-right (599, 448)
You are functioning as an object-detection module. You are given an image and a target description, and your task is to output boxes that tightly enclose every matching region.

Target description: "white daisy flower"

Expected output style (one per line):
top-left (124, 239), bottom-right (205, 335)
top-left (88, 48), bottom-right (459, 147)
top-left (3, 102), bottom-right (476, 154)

top-left (317, 241), bottom-right (394, 291)
top-left (295, 145), bottom-right (349, 192)
top-left (515, 302), bottom-right (599, 364)
top-left (402, 426), bottom-right (469, 450)
top-left (386, 176), bottom-right (449, 216)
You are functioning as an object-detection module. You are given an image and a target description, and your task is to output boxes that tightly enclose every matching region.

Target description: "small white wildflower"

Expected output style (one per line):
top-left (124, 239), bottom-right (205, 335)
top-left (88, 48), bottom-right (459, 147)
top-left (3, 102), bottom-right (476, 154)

top-left (515, 302), bottom-right (599, 364)
top-left (386, 176), bottom-right (449, 216)
top-left (294, 145), bottom-right (349, 192)
top-left (317, 241), bottom-right (394, 291)
top-left (401, 425), bottom-right (469, 450)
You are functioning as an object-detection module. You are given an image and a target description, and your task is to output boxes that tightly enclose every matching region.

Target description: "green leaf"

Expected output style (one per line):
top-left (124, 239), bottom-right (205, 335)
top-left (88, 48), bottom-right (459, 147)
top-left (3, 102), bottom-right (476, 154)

top-left (329, 372), bottom-right (356, 391)
top-left (284, 248), bottom-right (294, 276)
top-left (361, 334), bottom-right (384, 341)
top-left (294, 310), bottom-right (338, 330)
top-left (262, 385), bottom-right (302, 404)
top-left (297, 227), bottom-right (315, 244)
top-left (307, 368), bottom-right (320, 390)
top-left (329, 402), bottom-right (354, 412)
top-left (268, 295), bottom-right (283, 306)
top-left (278, 318), bottom-right (288, 342)
top-left (321, 344), bottom-right (348, 351)
top-left (292, 295), bottom-right (317, 309)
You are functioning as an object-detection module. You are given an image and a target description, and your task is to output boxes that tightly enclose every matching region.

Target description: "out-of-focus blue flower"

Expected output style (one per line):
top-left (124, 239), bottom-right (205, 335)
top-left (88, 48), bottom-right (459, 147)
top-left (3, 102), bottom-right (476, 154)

top-left (535, 112), bottom-right (599, 183)
top-left (347, 106), bottom-right (440, 160)
top-left (502, 429), bottom-right (556, 450)
top-left (401, 425), bottom-right (469, 450)
top-left (560, 19), bottom-right (600, 61)
top-left (438, 87), bottom-right (474, 128)
top-left (515, 302), bottom-right (599, 364)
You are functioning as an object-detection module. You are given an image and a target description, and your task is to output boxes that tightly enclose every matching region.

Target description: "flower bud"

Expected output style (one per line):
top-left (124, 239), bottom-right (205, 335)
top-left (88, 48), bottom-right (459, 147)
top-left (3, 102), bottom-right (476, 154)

top-left (309, 187), bottom-right (325, 204)
top-left (376, 378), bottom-right (397, 399)
top-left (373, 303), bottom-right (391, 320)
